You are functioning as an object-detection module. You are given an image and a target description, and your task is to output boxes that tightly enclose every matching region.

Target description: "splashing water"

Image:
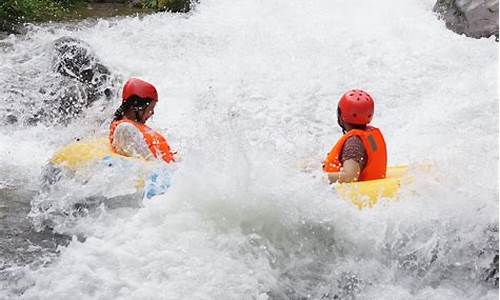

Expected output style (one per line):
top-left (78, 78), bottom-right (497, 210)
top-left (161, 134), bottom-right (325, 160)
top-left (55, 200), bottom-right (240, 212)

top-left (0, 0), bottom-right (497, 299)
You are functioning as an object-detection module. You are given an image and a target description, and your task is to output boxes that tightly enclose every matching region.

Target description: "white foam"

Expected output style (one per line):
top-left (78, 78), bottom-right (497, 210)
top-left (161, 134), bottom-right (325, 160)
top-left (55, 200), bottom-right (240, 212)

top-left (0, 0), bottom-right (497, 299)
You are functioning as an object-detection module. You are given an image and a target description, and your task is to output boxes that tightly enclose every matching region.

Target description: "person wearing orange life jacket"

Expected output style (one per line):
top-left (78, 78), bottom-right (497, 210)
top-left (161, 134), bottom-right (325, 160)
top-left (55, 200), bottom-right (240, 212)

top-left (109, 78), bottom-right (176, 164)
top-left (323, 89), bottom-right (387, 184)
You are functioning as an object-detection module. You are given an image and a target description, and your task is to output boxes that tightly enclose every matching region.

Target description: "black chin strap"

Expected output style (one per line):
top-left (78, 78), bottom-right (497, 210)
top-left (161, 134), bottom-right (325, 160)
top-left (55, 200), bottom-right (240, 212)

top-left (337, 107), bottom-right (347, 134)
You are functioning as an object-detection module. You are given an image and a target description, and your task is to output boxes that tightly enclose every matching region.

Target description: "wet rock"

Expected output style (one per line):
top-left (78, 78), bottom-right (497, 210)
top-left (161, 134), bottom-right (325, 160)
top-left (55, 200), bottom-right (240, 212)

top-left (125, 0), bottom-right (192, 12)
top-left (5, 115), bottom-right (18, 124)
top-left (52, 36), bottom-right (114, 96)
top-left (480, 224), bottom-right (499, 287)
top-left (434, 0), bottom-right (499, 39)
top-left (127, 0), bottom-right (144, 8)
top-left (156, 0), bottom-right (191, 12)
top-left (483, 253), bottom-right (498, 287)
top-left (5, 36), bottom-right (119, 126)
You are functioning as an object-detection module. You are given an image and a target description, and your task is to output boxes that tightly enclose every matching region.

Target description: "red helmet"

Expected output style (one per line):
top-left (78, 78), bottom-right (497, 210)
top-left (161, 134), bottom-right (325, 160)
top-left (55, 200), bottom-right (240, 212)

top-left (122, 78), bottom-right (158, 103)
top-left (338, 89), bottom-right (374, 125)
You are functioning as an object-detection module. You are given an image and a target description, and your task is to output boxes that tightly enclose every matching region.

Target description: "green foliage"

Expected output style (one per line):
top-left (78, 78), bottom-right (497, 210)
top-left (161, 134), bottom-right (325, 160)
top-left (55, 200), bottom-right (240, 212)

top-left (0, 0), bottom-right (191, 33)
top-left (143, 0), bottom-right (191, 13)
top-left (0, 0), bottom-right (80, 32)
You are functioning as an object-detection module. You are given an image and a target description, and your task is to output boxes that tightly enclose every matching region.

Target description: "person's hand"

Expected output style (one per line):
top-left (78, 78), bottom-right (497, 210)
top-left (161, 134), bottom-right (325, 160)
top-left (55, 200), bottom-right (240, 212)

top-left (326, 172), bottom-right (340, 184)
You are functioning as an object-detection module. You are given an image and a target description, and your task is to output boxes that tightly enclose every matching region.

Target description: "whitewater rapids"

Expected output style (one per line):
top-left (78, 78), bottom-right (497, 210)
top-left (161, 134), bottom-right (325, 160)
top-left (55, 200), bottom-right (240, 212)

top-left (0, 0), bottom-right (497, 299)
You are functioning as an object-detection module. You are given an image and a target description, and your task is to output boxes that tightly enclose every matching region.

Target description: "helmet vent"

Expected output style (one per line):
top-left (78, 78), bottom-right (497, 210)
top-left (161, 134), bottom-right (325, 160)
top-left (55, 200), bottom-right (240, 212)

top-left (353, 113), bottom-right (357, 117)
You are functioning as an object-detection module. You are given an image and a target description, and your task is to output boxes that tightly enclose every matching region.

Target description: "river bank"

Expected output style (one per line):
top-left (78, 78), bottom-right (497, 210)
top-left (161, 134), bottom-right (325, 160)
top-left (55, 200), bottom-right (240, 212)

top-left (1, 0), bottom-right (497, 40)
top-left (0, 0), bottom-right (190, 35)
top-left (0, 0), bottom-right (497, 298)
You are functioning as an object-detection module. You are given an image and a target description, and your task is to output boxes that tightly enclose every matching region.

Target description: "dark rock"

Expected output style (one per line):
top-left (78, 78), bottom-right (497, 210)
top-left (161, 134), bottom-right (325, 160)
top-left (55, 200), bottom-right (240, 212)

top-left (5, 115), bottom-right (18, 124)
top-left (127, 0), bottom-right (144, 8)
top-left (156, 0), bottom-right (191, 12)
top-left (133, 0), bottom-right (192, 12)
top-left (0, 21), bottom-right (27, 35)
top-left (434, 0), bottom-right (499, 39)
top-left (0, 36), bottom-right (118, 127)
top-left (52, 37), bottom-right (111, 88)
top-left (481, 224), bottom-right (499, 287)
top-left (41, 36), bottom-right (117, 125)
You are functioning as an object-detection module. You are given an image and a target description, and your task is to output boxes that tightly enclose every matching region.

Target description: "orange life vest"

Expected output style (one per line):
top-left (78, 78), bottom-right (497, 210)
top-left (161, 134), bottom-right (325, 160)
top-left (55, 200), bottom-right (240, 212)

top-left (109, 119), bottom-right (174, 164)
top-left (323, 126), bottom-right (387, 181)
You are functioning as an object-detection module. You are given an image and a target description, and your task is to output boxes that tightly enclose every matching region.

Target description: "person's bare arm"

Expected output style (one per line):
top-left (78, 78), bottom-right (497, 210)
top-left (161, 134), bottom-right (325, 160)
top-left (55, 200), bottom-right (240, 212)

top-left (112, 123), bottom-right (154, 160)
top-left (326, 159), bottom-right (361, 184)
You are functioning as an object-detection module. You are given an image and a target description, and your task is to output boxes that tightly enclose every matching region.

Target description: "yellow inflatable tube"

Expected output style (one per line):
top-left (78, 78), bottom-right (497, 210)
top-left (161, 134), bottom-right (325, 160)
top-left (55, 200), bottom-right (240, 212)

top-left (334, 166), bottom-right (409, 209)
top-left (51, 139), bottom-right (415, 208)
top-left (49, 137), bottom-right (148, 189)
top-left (50, 137), bottom-right (120, 171)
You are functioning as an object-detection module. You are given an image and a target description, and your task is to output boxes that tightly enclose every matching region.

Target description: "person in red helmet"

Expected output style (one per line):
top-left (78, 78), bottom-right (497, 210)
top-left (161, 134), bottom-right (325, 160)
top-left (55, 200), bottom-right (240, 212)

top-left (109, 78), bottom-right (175, 164)
top-left (323, 89), bottom-right (387, 183)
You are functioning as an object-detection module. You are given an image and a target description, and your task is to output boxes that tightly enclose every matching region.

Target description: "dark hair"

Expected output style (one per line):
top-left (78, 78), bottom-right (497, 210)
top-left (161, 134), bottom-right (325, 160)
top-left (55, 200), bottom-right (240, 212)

top-left (113, 95), bottom-right (152, 122)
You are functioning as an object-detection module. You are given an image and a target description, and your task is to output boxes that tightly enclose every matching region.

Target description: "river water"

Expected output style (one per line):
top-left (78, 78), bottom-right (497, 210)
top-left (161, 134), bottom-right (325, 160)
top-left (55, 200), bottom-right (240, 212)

top-left (0, 0), bottom-right (498, 299)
